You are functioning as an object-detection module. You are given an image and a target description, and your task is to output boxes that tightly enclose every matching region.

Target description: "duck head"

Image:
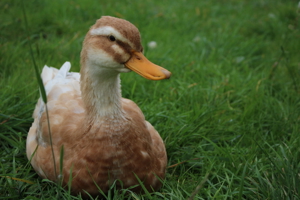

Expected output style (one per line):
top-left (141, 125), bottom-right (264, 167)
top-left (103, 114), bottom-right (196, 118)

top-left (80, 16), bottom-right (171, 80)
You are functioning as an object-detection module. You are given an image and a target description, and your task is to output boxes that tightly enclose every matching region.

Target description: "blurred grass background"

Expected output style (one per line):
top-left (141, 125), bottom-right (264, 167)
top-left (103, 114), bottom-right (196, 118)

top-left (1, 0), bottom-right (300, 199)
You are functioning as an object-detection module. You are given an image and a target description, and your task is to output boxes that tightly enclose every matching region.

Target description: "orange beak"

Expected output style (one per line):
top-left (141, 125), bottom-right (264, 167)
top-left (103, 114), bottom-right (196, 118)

top-left (124, 51), bottom-right (171, 80)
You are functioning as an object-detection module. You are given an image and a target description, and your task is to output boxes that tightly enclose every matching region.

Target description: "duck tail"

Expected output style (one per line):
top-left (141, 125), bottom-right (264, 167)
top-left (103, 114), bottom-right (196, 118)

top-left (55, 62), bottom-right (71, 79)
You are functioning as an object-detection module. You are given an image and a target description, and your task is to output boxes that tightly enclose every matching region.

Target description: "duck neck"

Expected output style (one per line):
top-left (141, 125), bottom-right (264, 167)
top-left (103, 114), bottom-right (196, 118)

top-left (80, 62), bottom-right (125, 123)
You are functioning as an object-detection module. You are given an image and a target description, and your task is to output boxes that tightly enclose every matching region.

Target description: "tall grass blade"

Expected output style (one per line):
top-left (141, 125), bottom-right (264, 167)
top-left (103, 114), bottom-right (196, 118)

top-left (0, 176), bottom-right (35, 184)
top-left (238, 162), bottom-right (248, 200)
top-left (67, 164), bottom-right (74, 195)
top-left (85, 165), bottom-right (108, 198)
top-left (59, 145), bottom-right (64, 185)
top-left (21, 1), bottom-right (47, 104)
top-left (21, 0), bottom-right (57, 180)
top-left (133, 173), bottom-right (152, 199)
top-left (187, 173), bottom-right (209, 200)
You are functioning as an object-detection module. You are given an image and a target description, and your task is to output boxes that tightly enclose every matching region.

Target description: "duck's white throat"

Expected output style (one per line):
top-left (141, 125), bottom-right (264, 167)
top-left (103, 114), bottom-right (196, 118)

top-left (80, 62), bottom-right (125, 121)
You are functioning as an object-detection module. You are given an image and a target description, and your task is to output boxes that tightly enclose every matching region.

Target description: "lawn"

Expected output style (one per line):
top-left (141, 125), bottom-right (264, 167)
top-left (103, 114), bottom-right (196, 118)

top-left (1, 0), bottom-right (300, 199)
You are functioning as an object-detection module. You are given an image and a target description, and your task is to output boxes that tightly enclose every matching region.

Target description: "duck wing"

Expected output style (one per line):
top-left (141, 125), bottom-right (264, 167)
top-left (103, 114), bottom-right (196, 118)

top-left (26, 62), bottom-right (85, 178)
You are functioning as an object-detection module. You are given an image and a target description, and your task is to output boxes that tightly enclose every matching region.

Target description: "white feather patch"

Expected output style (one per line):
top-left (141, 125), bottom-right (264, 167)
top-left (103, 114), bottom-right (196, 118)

top-left (111, 44), bottom-right (125, 55)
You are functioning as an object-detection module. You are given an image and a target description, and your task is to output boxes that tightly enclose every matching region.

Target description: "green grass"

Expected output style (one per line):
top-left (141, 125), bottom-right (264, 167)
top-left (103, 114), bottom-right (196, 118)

top-left (1, 0), bottom-right (300, 199)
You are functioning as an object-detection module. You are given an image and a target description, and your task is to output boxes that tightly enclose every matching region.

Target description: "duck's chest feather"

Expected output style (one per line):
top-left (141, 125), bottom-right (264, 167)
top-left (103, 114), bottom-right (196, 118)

top-left (28, 95), bottom-right (166, 196)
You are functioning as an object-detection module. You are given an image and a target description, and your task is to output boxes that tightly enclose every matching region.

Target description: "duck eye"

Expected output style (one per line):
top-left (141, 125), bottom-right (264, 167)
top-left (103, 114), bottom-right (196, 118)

top-left (109, 35), bottom-right (116, 41)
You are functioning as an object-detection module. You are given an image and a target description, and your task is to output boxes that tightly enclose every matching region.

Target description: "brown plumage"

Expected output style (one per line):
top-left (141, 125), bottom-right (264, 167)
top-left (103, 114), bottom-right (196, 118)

top-left (26, 16), bottom-right (171, 197)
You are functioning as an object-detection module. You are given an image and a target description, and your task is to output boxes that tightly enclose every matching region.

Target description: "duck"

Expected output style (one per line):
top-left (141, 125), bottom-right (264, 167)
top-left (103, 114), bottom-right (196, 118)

top-left (26, 16), bottom-right (171, 197)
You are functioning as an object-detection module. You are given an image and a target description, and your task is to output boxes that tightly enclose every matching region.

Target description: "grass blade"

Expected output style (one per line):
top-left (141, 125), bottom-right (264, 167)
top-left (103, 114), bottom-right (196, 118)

top-left (59, 145), bottom-right (64, 185)
top-left (21, 0), bottom-right (57, 182)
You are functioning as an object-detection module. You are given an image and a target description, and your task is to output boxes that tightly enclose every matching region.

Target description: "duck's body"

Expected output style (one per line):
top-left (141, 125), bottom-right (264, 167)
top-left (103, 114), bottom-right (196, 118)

top-left (26, 16), bottom-right (171, 196)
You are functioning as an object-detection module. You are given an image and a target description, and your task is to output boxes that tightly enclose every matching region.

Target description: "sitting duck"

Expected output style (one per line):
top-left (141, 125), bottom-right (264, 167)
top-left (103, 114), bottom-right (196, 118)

top-left (26, 16), bottom-right (171, 196)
